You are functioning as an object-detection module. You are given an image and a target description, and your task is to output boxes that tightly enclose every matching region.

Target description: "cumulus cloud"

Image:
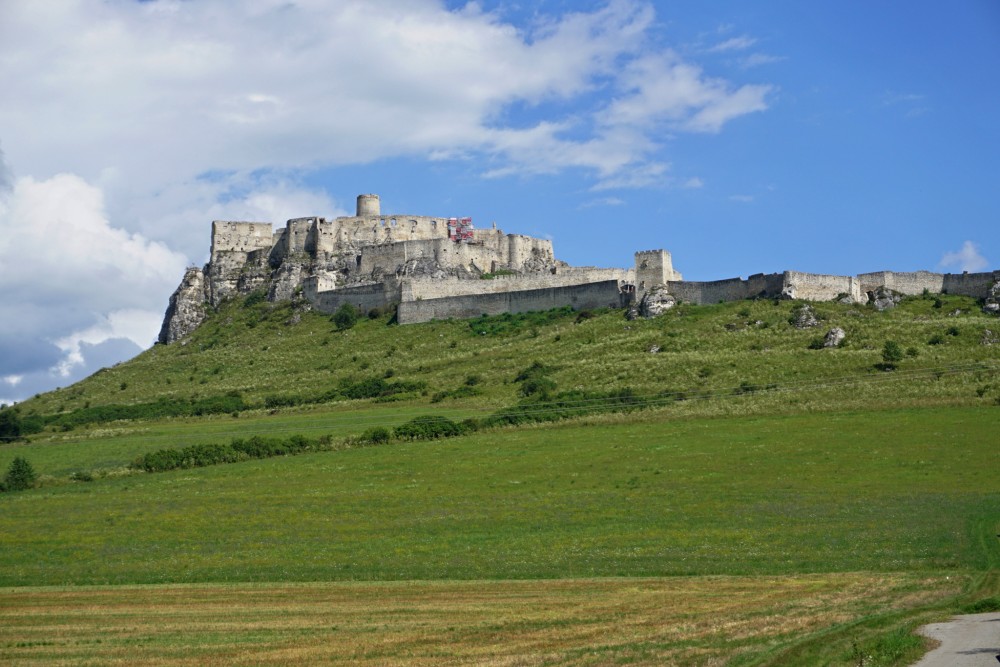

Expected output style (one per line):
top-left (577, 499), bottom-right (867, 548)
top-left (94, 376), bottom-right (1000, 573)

top-left (0, 171), bottom-right (187, 397)
top-left (604, 53), bottom-right (773, 134)
top-left (0, 1), bottom-right (772, 254)
top-left (939, 241), bottom-right (988, 273)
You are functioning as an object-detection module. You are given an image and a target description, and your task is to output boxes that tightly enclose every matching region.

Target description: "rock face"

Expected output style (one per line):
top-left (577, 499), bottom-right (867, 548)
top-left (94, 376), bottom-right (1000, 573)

top-left (791, 304), bottom-right (819, 329)
top-left (868, 286), bottom-right (902, 311)
top-left (824, 327), bottom-right (846, 348)
top-left (983, 279), bottom-right (1000, 315)
top-left (629, 284), bottom-right (676, 319)
top-left (157, 267), bottom-right (208, 344)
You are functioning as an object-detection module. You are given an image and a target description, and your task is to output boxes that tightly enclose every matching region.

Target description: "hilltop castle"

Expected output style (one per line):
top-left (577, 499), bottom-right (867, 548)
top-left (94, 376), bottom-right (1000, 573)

top-left (158, 193), bottom-right (999, 343)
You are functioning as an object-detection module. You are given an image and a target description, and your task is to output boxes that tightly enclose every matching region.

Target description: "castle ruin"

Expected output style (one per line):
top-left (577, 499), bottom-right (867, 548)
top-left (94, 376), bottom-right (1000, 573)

top-left (158, 193), bottom-right (999, 343)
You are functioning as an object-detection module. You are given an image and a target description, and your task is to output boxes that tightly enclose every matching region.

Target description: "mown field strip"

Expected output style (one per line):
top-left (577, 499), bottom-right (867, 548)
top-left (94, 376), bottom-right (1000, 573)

top-left (0, 573), bottom-right (961, 666)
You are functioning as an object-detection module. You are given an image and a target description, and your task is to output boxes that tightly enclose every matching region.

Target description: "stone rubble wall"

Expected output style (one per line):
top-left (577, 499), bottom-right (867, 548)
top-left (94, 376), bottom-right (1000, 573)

top-left (660, 269), bottom-right (998, 305)
top-left (210, 221), bottom-right (274, 256)
top-left (782, 271), bottom-right (861, 302)
top-left (309, 282), bottom-right (390, 316)
top-left (665, 273), bottom-right (785, 304)
top-left (397, 280), bottom-right (625, 325)
top-left (857, 270), bottom-right (998, 298)
top-left (398, 267), bottom-right (633, 302)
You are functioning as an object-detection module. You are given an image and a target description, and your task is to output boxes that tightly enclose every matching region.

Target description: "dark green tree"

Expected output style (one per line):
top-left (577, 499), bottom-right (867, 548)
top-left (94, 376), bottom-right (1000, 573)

top-left (881, 340), bottom-right (904, 370)
top-left (332, 303), bottom-right (359, 330)
top-left (0, 408), bottom-right (22, 442)
top-left (4, 456), bottom-right (37, 491)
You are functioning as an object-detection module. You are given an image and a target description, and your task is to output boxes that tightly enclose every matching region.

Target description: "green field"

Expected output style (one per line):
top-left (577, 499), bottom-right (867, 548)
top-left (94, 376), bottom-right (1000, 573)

top-left (1, 298), bottom-right (998, 665)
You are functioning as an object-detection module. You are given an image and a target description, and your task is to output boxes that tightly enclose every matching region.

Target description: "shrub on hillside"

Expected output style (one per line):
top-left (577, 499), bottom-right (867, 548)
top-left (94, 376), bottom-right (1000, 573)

top-left (0, 408), bottom-right (23, 442)
top-left (393, 415), bottom-right (464, 441)
top-left (878, 340), bottom-right (904, 371)
top-left (332, 303), bottom-right (359, 330)
top-left (351, 427), bottom-right (391, 446)
top-left (4, 457), bottom-right (37, 491)
top-left (514, 361), bottom-right (557, 398)
top-left (132, 434), bottom-right (325, 473)
top-left (242, 289), bottom-right (267, 308)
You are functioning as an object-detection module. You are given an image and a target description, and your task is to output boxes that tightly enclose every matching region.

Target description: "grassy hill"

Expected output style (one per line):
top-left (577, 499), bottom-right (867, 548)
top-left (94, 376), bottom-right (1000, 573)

top-left (1, 294), bottom-right (998, 665)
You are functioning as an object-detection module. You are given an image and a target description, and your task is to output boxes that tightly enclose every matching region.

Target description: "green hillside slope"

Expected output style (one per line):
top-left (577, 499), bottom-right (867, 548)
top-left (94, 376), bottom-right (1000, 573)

top-left (1, 294), bottom-right (998, 666)
top-left (14, 291), bottom-right (1000, 419)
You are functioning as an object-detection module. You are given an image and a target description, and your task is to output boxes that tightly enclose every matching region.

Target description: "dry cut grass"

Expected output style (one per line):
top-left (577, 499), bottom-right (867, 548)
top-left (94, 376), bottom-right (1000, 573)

top-left (0, 573), bottom-right (960, 666)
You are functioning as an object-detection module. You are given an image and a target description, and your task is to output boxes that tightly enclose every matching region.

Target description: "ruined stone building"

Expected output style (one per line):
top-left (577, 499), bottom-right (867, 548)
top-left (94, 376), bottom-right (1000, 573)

top-left (158, 193), bottom-right (999, 343)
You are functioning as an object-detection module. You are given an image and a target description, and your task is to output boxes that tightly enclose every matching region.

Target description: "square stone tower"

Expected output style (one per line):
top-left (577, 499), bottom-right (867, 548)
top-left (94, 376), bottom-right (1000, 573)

top-left (634, 249), bottom-right (681, 299)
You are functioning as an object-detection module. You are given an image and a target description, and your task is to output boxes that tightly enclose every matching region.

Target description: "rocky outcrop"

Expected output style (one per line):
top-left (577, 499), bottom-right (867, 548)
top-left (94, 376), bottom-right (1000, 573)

top-left (628, 284), bottom-right (676, 319)
top-left (157, 267), bottom-right (208, 344)
top-left (790, 304), bottom-right (819, 329)
top-left (823, 327), bottom-right (846, 348)
top-left (983, 279), bottom-right (1000, 315)
top-left (868, 286), bottom-right (902, 311)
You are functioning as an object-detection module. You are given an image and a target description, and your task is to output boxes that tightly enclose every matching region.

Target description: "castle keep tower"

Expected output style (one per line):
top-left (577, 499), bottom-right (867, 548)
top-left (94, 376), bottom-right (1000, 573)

top-left (357, 194), bottom-right (380, 218)
top-left (634, 249), bottom-right (680, 298)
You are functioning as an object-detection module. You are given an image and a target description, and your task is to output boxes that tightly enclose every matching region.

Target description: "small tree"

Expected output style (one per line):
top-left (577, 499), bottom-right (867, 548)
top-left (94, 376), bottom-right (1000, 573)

top-left (332, 303), bottom-right (359, 330)
top-left (880, 340), bottom-right (904, 370)
top-left (4, 457), bottom-right (37, 491)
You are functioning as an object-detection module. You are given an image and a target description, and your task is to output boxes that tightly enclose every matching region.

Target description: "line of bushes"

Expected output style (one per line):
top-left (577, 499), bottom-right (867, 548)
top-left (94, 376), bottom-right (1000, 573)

top-left (132, 434), bottom-right (333, 472)
top-left (19, 392), bottom-right (251, 435)
top-left (21, 375), bottom-right (429, 434)
top-left (131, 413), bottom-right (476, 475)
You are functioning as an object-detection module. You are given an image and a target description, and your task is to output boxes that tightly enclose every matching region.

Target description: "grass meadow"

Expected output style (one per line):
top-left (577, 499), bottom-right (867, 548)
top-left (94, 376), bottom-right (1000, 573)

top-left (1, 296), bottom-right (998, 665)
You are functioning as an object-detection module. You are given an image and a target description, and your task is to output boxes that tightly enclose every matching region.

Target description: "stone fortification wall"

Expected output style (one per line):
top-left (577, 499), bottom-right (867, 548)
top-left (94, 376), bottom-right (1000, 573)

top-left (943, 271), bottom-right (999, 296)
top-left (354, 233), bottom-right (555, 278)
top-left (661, 269), bottom-right (999, 306)
top-left (399, 267), bottom-right (633, 302)
top-left (309, 282), bottom-right (389, 316)
top-left (857, 270), bottom-right (997, 298)
top-left (397, 280), bottom-right (624, 325)
top-left (211, 221), bottom-right (274, 257)
top-left (782, 271), bottom-right (861, 302)
top-left (315, 215), bottom-right (450, 254)
top-left (666, 273), bottom-right (784, 304)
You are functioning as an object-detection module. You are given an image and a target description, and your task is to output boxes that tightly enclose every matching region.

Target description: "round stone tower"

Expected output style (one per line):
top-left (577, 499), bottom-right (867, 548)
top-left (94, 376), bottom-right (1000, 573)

top-left (356, 194), bottom-right (380, 218)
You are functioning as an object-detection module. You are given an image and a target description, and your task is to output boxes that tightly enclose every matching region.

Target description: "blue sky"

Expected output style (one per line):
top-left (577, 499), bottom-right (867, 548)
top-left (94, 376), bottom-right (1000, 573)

top-left (0, 0), bottom-right (997, 403)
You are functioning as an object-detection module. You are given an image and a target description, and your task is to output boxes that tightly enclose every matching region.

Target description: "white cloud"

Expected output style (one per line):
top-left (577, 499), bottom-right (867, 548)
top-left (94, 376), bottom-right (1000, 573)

top-left (682, 177), bottom-right (704, 189)
top-left (604, 53), bottom-right (774, 134)
top-left (0, 171), bottom-right (187, 388)
top-left (939, 241), bottom-right (988, 273)
top-left (708, 35), bottom-right (757, 52)
top-left (53, 310), bottom-right (163, 377)
top-left (2, 376), bottom-right (22, 387)
top-left (0, 0), bottom-right (773, 235)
